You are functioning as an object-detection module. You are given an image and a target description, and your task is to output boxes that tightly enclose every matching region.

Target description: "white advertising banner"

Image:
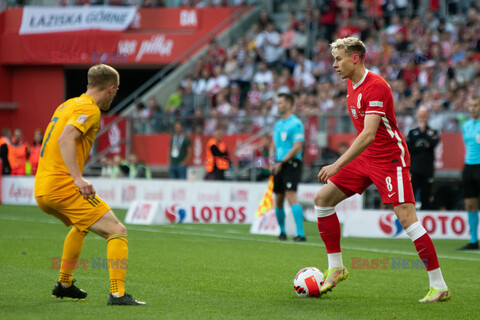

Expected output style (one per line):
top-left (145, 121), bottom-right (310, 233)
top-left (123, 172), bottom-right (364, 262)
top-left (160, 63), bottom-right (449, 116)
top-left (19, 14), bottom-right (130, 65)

top-left (249, 209), bottom-right (297, 236)
top-left (19, 6), bottom-right (137, 35)
top-left (1, 177), bottom-right (362, 224)
top-left (343, 210), bottom-right (471, 239)
top-left (125, 201), bottom-right (167, 225)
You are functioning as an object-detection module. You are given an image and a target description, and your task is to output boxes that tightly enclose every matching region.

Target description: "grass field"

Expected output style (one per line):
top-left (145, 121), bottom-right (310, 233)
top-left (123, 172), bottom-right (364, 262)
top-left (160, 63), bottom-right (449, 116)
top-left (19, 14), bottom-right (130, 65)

top-left (0, 205), bottom-right (479, 319)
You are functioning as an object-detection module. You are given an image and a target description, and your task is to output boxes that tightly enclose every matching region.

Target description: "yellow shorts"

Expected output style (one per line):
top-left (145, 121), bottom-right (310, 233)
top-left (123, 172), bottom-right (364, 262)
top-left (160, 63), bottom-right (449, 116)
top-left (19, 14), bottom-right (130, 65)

top-left (36, 191), bottom-right (111, 232)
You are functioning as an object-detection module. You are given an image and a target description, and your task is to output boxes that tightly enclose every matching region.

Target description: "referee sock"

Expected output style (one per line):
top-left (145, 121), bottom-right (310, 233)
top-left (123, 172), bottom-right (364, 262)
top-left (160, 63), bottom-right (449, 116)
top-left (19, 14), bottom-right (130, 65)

top-left (468, 211), bottom-right (479, 243)
top-left (107, 234), bottom-right (128, 298)
top-left (59, 227), bottom-right (87, 288)
top-left (275, 208), bottom-right (286, 234)
top-left (291, 204), bottom-right (305, 237)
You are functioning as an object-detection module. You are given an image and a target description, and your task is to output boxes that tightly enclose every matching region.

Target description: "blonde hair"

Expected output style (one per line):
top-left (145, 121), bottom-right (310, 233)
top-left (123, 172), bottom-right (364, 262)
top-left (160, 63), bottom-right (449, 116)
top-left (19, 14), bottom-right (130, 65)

top-left (87, 64), bottom-right (119, 90)
top-left (330, 37), bottom-right (366, 61)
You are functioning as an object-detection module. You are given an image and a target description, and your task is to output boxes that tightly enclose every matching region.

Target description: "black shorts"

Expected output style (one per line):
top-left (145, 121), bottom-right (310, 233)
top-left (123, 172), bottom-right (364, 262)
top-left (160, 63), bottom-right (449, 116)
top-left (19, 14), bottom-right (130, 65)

top-left (273, 159), bottom-right (302, 194)
top-left (462, 164), bottom-right (480, 198)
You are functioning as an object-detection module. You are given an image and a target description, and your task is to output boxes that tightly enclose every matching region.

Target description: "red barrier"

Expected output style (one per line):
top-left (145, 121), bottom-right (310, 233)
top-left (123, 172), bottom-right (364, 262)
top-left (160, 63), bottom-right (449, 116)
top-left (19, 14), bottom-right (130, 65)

top-left (131, 132), bottom-right (465, 171)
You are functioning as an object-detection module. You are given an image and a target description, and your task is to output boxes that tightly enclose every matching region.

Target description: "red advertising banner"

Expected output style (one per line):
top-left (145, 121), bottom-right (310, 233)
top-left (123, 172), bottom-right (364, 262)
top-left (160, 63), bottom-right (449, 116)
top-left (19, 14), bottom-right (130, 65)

top-left (0, 7), bottom-right (249, 65)
top-left (132, 132), bottom-right (465, 172)
top-left (97, 115), bottom-right (126, 158)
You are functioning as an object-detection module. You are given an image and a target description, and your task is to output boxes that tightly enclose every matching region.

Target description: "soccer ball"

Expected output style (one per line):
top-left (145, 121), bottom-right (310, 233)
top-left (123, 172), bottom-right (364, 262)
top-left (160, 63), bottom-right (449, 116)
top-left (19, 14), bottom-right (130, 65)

top-left (293, 267), bottom-right (324, 298)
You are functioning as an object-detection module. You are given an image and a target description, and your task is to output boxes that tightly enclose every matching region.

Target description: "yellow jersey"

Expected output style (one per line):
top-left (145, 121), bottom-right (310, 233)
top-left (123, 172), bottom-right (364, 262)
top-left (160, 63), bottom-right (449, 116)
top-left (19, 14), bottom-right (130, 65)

top-left (35, 94), bottom-right (101, 197)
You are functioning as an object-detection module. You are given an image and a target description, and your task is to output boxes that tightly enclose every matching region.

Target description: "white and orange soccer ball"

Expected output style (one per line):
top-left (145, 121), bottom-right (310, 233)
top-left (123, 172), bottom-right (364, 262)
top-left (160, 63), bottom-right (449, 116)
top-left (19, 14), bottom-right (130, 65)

top-left (293, 267), bottom-right (324, 298)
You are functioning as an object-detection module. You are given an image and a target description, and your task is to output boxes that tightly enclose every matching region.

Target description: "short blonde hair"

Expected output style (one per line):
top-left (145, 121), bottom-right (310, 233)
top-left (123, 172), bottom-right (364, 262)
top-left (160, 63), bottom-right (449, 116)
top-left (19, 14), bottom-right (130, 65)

top-left (87, 64), bottom-right (119, 90)
top-left (330, 37), bottom-right (366, 61)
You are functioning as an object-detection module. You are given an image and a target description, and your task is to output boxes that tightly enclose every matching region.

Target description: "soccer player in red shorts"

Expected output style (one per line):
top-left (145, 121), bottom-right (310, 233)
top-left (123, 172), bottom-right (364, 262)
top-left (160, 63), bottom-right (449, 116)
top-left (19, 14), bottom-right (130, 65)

top-left (314, 37), bottom-right (450, 302)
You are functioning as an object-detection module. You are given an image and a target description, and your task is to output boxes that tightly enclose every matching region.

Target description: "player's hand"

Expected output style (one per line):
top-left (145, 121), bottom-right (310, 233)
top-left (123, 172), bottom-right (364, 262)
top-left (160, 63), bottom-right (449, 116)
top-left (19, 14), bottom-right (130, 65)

top-left (271, 162), bottom-right (283, 175)
top-left (317, 164), bottom-right (340, 184)
top-left (74, 177), bottom-right (96, 200)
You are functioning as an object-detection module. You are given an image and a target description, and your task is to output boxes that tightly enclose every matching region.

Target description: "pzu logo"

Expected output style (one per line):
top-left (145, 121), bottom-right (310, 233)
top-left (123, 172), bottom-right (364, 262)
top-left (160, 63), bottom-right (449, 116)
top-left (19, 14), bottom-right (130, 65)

top-left (165, 204), bottom-right (186, 223)
top-left (379, 213), bottom-right (403, 237)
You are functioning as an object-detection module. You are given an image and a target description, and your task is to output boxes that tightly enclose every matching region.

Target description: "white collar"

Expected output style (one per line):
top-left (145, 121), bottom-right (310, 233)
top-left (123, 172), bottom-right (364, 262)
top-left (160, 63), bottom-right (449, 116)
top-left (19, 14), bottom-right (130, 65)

top-left (352, 69), bottom-right (369, 90)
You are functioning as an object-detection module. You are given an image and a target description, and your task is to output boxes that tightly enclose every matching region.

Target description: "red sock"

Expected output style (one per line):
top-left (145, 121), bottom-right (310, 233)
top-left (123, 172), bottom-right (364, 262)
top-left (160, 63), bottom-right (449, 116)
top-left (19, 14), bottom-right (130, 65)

top-left (317, 213), bottom-right (341, 253)
top-left (413, 233), bottom-right (440, 271)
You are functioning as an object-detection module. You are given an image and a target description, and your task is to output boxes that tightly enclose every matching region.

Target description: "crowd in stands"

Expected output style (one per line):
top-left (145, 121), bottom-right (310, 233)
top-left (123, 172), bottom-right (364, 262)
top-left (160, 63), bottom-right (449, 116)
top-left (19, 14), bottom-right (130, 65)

top-left (132, 1), bottom-right (480, 138)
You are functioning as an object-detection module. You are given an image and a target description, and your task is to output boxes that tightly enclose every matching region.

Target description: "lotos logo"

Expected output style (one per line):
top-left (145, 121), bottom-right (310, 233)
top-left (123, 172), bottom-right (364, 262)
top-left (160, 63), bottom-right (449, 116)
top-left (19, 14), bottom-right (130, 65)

top-left (165, 204), bottom-right (186, 223)
top-left (379, 213), bottom-right (403, 236)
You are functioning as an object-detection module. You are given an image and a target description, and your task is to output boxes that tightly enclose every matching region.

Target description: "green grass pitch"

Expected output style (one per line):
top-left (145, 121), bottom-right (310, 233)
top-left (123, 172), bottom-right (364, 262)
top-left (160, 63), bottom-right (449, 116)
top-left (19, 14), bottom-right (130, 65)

top-left (0, 205), bottom-right (479, 319)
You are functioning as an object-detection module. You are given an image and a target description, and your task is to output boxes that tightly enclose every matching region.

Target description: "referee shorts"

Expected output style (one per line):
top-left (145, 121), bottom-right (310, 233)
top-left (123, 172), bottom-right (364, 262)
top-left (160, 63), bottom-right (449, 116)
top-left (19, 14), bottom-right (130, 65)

top-left (463, 164), bottom-right (480, 198)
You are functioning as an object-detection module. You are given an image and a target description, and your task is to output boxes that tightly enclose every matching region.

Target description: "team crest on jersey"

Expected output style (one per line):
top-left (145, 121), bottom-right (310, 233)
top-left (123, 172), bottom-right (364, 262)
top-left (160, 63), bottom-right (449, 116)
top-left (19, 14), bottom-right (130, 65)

top-left (281, 132), bottom-right (287, 141)
top-left (76, 114), bottom-right (88, 124)
top-left (350, 106), bottom-right (358, 119)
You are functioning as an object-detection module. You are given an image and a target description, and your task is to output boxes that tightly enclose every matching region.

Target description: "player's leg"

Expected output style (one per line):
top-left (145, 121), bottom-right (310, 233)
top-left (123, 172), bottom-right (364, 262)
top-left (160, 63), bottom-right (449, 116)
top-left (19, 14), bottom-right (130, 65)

top-left (88, 210), bottom-right (145, 305)
top-left (394, 203), bottom-right (450, 302)
top-left (374, 165), bottom-right (449, 302)
top-left (459, 165), bottom-right (479, 249)
top-left (274, 192), bottom-right (286, 240)
top-left (273, 170), bottom-right (287, 240)
top-left (36, 196), bottom-right (88, 299)
top-left (285, 191), bottom-right (305, 241)
top-left (315, 158), bottom-right (371, 295)
top-left (314, 181), bottom-right (350, 295)
top-left (460, 197), bottom-right (479, 250)
top-left (284, 160), bottom-right (305, 241)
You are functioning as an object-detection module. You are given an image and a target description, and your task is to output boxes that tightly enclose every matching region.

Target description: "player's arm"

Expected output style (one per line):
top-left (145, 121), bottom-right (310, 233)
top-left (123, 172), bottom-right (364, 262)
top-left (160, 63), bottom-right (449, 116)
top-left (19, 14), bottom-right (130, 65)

top-left (58, 124), bottom-right (95, 200)
top-left (318, 114), bottom-right (381, 183)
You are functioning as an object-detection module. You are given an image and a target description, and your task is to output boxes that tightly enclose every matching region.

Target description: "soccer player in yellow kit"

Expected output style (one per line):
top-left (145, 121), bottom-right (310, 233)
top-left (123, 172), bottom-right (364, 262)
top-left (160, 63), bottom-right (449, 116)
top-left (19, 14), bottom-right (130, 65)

top-left (35, 64), bottom-right (145, 305)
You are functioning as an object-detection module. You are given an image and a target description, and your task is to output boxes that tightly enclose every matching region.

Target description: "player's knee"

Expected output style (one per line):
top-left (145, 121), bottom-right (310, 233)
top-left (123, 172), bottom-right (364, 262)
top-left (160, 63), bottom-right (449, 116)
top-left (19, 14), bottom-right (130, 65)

top-left (314, 191), bottom-right (329, 207)
top-left (116, 223), bottom-right (127, 236)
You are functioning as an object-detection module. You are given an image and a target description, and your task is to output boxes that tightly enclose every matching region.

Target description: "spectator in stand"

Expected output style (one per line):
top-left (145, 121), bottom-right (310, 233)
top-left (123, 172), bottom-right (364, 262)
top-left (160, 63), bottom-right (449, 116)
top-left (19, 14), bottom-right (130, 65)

top-left (407, 106), bottom-right (440, 210)
top-left (179, 79), bottom-right (196, 131)
top-left (192, 108), bottom-right (205, 134)
top-left (165, 86), bottom-right (184, 116)
top-left (281, 22), bottom-right (297, 52)
top-left (257, 9), bottom-right (273, 31)
top-left (148, 98), bottom-right (165, 133)
top-left (100, 156), bottom-right (114, 179)
top-left (28, 129), bottom-right (43, 176)
top-left (10, 128), bottom-right (29, 176)
top-left (247, 82), bottom-right (263, 108)
top-left (142, 0), bottom-right (165, 7)
top-left (126, 153), bottom-right (151, 179)
top-left (253, 61), bottom-right (274, 88)
top-left (205, 127), bottom-right (230, 180)
top-left (204, 108), bottom-right (219, 136)
top-left (215, 92), bottom-right (231, 116)
top-left (0, 128), bottom-right (12, 175)
top-left (206, 39), bottom-right (226, 70)
top-left (458, 96), bottom-right (480, 250)
top-left (112, 154), bottom-right (128, 178)
top-left (291, 22), bottom-right (308, 52)
top-left (207, 65), bottom-right (229, 97)
top-left (194, 68), bottom-right (211, 95)
top-left (132, 102), bottom-right (148, 134)
top-left (255, 22), bottom-right (282, 68)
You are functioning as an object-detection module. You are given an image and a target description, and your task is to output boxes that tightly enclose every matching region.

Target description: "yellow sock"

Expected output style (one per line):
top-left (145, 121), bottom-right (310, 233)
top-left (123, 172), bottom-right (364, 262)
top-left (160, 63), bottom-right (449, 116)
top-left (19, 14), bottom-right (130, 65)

top-left (58, 227), bottom-right (86, 287)
top-left (107, 234), bottom-right (128, 297)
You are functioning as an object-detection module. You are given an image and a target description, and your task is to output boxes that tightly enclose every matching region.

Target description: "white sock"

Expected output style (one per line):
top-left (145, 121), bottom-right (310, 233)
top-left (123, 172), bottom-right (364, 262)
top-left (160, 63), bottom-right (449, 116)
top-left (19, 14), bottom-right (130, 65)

top-left (428, 268), bottom-right (447, 289)
top-left (327, 252), bottom-right (343, 269)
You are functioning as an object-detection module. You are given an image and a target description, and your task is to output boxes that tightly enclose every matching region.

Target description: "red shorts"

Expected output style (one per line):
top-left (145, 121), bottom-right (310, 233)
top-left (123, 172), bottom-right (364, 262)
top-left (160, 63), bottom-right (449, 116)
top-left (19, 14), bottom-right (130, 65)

top-left (329, 155), bottom-right (415, 206)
